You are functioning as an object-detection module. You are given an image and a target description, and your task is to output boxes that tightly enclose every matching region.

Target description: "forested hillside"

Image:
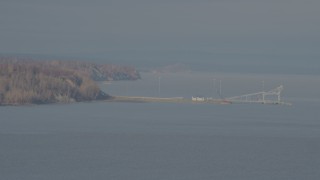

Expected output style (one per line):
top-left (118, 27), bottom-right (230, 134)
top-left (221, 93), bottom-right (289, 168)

top-left (0, 57), bottom-right (140, 105)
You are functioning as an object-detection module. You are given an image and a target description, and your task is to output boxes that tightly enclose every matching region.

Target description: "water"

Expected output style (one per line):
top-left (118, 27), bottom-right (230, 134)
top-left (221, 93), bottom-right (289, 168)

top-left (1, 72), bottom-right (320, 180)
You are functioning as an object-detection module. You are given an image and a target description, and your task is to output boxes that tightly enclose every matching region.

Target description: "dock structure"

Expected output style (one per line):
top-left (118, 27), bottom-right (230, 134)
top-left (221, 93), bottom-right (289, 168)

top-left (106, 86), bottom-right (291, 106)
top-left (107, 96), bottom-right (231, 104)
top-left (225, 85), bottom-right (291, 105)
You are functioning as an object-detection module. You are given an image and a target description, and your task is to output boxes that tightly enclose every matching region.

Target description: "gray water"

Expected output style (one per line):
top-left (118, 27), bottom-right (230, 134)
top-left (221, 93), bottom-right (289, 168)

top-left (1, 73), bottom-right (320, 180)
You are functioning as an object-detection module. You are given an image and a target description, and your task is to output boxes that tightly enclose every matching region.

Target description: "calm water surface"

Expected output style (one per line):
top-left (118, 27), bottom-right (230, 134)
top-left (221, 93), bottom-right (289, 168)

top-left (1, 73), bottom-right (320, 180)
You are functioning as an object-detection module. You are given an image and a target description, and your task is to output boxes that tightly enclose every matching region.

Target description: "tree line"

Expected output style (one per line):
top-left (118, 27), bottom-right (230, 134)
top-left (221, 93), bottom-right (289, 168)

top-left (0, 57), bottom-right (140, 105)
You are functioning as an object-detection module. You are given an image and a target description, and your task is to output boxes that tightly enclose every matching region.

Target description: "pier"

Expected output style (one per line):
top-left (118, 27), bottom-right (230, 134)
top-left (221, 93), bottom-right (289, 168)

top-left (107, 96), bottom-right (232, 104)
top-left (106, 86), bottom-right (291, 105)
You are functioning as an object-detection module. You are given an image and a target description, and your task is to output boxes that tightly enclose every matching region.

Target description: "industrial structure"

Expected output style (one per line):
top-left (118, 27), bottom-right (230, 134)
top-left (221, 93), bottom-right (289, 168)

top-left (225, 85), bottom-right (290, 105)
top-left (109, 85), bottom-right (291, 106)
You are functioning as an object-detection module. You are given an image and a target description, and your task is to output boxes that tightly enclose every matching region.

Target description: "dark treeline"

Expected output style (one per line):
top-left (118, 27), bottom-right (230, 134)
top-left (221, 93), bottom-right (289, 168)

top-left (0, 57), bottom-right (140, 105)
top-left (43, 59), bottom-right (141, 81)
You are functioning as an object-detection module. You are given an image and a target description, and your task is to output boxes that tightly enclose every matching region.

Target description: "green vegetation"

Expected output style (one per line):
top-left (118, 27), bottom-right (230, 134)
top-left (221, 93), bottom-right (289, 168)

top-left (0, 57), bottom-right (140, 105)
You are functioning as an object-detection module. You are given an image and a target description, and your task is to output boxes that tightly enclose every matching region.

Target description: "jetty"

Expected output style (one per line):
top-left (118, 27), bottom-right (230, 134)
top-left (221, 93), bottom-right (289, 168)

top-left (107, 96), bottom-right (232, 104)
top-left (106, 86), bottom-right (291, 106)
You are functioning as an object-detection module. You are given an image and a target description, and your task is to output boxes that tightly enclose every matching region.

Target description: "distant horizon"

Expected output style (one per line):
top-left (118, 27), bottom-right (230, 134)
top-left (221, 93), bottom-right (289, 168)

top-left (1, 0), bottom-right (319, 75)
top-left (1, 52), bottom-right (319, 76)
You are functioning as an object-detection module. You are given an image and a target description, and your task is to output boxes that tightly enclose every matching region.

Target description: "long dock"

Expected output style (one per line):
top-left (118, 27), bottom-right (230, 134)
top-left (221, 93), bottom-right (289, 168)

top-left (106, 96), bottom-right (232, 104)
top-left (104, 86), bottom-right (291, 106)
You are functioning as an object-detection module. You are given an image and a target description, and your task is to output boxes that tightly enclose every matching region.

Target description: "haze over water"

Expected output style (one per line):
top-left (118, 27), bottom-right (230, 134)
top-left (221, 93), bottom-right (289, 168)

top-left (1, 0), bottom-right (320, 75)
top-left (1, 72), bottom-right (320, 180)
top-left (1, 0), bottom-right (320, 179)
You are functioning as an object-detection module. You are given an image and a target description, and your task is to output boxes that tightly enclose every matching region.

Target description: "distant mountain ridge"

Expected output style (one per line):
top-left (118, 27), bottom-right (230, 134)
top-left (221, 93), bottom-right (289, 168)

top-left (46, 60), bottom-right (141, 81)
top-left (148, 63), bottom-right (191, 74)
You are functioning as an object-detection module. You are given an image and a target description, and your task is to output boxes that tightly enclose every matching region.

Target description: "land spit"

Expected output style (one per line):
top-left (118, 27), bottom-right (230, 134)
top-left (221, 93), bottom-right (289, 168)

top-left (106, 96), bottom-right (232, 104)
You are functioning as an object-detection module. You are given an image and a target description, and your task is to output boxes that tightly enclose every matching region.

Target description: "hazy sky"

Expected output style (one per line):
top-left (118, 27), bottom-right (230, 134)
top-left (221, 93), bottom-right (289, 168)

top-left (1, 0), bottom-right (319, 72)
